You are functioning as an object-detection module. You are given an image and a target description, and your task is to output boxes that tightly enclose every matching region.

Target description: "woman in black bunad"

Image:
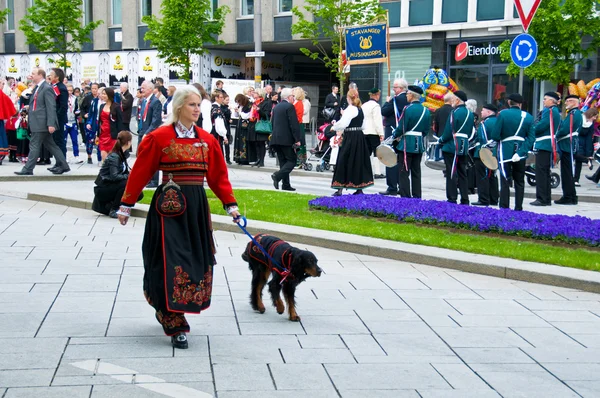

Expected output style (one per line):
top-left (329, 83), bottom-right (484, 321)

top-left (233, 93), bottom-right (253, 164)
top-left (209, 90), bottom-right (228, 153)
top-left (222, 93), bottom-right (233, 165)
top-left (331, 88), bottom-right (374, 196)
top-left (116, 85), bottom-right (240, 349)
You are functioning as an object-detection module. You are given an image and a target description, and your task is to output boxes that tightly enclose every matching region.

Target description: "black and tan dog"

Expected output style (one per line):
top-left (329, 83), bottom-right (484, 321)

top-left (241, 234), bottom-right (322, 321)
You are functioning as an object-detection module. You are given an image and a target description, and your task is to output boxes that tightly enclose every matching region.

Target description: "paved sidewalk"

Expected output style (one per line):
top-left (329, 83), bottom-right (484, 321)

top-left (1, 196), bottom-right (600, 397)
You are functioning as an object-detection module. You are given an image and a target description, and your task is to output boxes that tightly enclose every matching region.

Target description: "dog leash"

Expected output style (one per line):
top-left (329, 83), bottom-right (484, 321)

top-left (234, 216), bottom-right (292, 283)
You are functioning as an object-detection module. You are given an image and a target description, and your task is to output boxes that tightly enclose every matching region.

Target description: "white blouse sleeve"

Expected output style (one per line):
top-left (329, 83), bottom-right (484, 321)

top-left (239, 109), bottom-right (252, 120)
top-left (201, 99), bottom-right (212, 132)
top-left (332, 105), bottom-right (358, 131)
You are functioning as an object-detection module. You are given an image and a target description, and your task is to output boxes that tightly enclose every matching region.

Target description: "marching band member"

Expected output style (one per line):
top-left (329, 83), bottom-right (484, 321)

top-left (471, 104), bottom-right (499, 207)
top-left (531, 92), bottom-right (561, 206)
top-left (490, 94), bottom-right (535, 211)
top-left (438, 91), bottom-right (474, 205)
top-left (393, 85), bottom-right (430, 198)
top-left (555, 94), bottom-right (583, 205)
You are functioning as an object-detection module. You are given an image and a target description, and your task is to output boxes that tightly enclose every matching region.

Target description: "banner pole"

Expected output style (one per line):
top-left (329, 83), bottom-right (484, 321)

top-left (340, 27), bottom-right (344, 97)
top-left (386, 11), bottom-right (391, 97)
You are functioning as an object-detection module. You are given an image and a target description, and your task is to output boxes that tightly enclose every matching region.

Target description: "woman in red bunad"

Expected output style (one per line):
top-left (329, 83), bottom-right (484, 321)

top-left (116, 85), bottom-right (240, 349)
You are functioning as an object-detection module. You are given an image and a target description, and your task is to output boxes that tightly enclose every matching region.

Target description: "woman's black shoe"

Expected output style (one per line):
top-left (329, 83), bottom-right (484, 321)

top-left (352, 190), bottom-right (363, 195)
top-left (171, 332), bottom-right (188, 349)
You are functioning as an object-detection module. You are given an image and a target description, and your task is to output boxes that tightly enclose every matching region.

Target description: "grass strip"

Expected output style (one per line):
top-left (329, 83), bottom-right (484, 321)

top-left (141, 189), bottom-right (599, 271)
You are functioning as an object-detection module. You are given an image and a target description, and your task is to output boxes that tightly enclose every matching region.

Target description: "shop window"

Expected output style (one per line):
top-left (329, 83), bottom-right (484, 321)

top-left (140, 0), bottom-right (151, 22)
top-left (381, 2), bottom-right (400, 28)
top-left (241, 0), bottom-right (253, 16)
top-left (279, 0), bottom-right (292, 13)
top-left (442, 0), bottom-right (468, 24)
top-left (409, 0), bottom-right (433, 26)
top-left (450, 67), bottom-right (489, 109)
top-left (382, 47), bottom-right (432, 94)
top-left (5, 0), bottom-right (15, 31)
top-left (477, 0), bottom-right (505, 21)
top-left (112, 0), bottom-right (122, 25)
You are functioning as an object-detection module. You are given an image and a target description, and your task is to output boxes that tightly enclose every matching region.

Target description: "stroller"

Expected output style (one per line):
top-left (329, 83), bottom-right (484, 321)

top-left (524, 152), bottom-right (561, 189)
top-left (307, 123), bottom-right (336, 172)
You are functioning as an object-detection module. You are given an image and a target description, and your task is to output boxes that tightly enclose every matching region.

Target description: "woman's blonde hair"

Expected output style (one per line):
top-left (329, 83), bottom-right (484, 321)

top-left (164, 85), bottom-right (202, 126)
top-left (293, 87), bottom-right (305, 101)
top-left (243, 86), bottom-right (255, 96)
top-left (346, 88), bottom-right (361, 108)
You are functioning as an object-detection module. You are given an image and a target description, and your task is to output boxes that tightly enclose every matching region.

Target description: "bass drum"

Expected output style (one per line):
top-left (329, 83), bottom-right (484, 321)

top-left (425, 140), bottom-right (445, 171)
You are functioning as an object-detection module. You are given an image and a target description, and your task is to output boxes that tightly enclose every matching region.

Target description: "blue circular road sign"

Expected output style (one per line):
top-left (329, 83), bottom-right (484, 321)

top-left (511, 33), bottom-right (538, 68)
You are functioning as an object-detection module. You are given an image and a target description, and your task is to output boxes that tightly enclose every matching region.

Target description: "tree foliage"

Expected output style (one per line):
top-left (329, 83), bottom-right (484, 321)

top-left (20, 0), bottom-right (103, 72)
top-left (143, 0), bottom-right (230, 83)
top-left (499, 0), bottom-right (600, 88)
top-left (292, 0), bottom-right (386, 92)
top-left (0, 8), bottom-right (9, 26)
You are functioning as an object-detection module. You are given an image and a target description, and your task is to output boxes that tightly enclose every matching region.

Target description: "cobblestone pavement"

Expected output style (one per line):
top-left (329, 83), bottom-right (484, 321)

top-left (1, 195), bottom-right (599, 397)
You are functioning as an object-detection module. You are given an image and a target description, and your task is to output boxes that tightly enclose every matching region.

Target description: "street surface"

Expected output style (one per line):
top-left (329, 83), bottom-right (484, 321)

top-left (1, 194), bottom-right (600, 397)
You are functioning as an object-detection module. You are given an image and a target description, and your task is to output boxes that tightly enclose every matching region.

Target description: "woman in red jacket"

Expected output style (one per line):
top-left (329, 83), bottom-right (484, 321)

top-left (116, 85), bottom-right (241, 349)
top-left (293, 87), bottom-right (307, 167)
top-left (98, 87), bottom-right (124, 162)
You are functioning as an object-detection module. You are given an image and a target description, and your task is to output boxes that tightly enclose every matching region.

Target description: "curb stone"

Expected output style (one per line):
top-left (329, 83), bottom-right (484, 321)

top-left (19, 192), bottom-right (600, 294)
top-left (8, 166), bottom-right (600, 203)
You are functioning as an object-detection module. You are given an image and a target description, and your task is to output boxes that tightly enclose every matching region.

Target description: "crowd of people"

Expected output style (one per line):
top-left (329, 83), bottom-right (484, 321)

top-left (2, 71), bottom-right (599, 211)
top-left (309, 78), bottom-right (598, 209)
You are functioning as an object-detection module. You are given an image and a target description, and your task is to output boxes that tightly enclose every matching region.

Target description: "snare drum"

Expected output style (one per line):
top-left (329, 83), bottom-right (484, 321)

top-left (479, 147), bottom-right (498, 170)
top-left (376, 136), bottom-right (398, 167)
top-left (424, 142), bottom-right (445, 170)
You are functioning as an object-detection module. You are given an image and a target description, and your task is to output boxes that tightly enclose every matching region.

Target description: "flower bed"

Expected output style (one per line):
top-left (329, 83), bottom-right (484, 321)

top-left (308, 195), bottom-right (600, 247)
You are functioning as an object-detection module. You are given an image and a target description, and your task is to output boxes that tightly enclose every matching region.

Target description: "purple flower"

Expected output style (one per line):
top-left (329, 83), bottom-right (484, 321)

top-left (308, 195), bottom-right (600, 247)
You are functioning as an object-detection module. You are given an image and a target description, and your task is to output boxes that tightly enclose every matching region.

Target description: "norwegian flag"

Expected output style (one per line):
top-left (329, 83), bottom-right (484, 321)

top-left (52, 84), bottom-right (60, 97)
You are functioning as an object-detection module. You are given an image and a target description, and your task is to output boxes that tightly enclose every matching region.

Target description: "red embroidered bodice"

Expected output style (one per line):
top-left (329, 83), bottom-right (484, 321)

top-left (121, 124), bottom-right (237, 207)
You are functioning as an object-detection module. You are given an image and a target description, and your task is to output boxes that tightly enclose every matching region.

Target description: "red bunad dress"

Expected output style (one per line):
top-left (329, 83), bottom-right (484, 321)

top-left (120, 123), bottom-right (237, 335)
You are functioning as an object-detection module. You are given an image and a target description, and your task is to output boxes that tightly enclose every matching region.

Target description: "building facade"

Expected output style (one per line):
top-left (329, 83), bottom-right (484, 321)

top-left (2, 0), bottom-right (599, 111)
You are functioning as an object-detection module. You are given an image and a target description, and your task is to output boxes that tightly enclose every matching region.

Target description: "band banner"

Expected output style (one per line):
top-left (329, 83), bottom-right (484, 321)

top-left (344, 23), bottom-right (388, 65)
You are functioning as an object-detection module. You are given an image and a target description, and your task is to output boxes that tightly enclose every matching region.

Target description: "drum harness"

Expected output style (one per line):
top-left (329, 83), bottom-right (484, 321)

top-left (497, 111), bottom-right (526, 179)
top-left (450, 109), bottom-right (472, 178)
top-left (557, 110), bottom-right (579, 177)
top-left (398, 104), bottom-right (427, 171)
top-left (477, 118), bottom-right (495, 178)
top-left (534, 106), bottom-right (559, 167)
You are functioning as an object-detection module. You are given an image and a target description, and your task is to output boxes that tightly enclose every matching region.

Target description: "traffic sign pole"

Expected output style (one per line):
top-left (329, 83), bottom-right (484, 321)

top-left (519, 68), bottom-right (524, 95)
top-left (253, 0), bottom-right (262, 89)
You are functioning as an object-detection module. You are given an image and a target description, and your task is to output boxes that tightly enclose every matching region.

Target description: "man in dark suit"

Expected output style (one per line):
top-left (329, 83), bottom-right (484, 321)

top-left (139, 80), bottom-right (163, 187)
top-left (380, 78), bottom-right (409, 195)
top-left (270, 87), bottom-right (302, 191)
top-left (324, 85), bottom-right (341, 120)
top-left (15, 68), bottom-right (70, 175)
top-left (120, 82), bottom-right (134, 130)
top-left (433, 94), bottom-right (454, 137)
top-left (48, 68), bottom-right (69, 164)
